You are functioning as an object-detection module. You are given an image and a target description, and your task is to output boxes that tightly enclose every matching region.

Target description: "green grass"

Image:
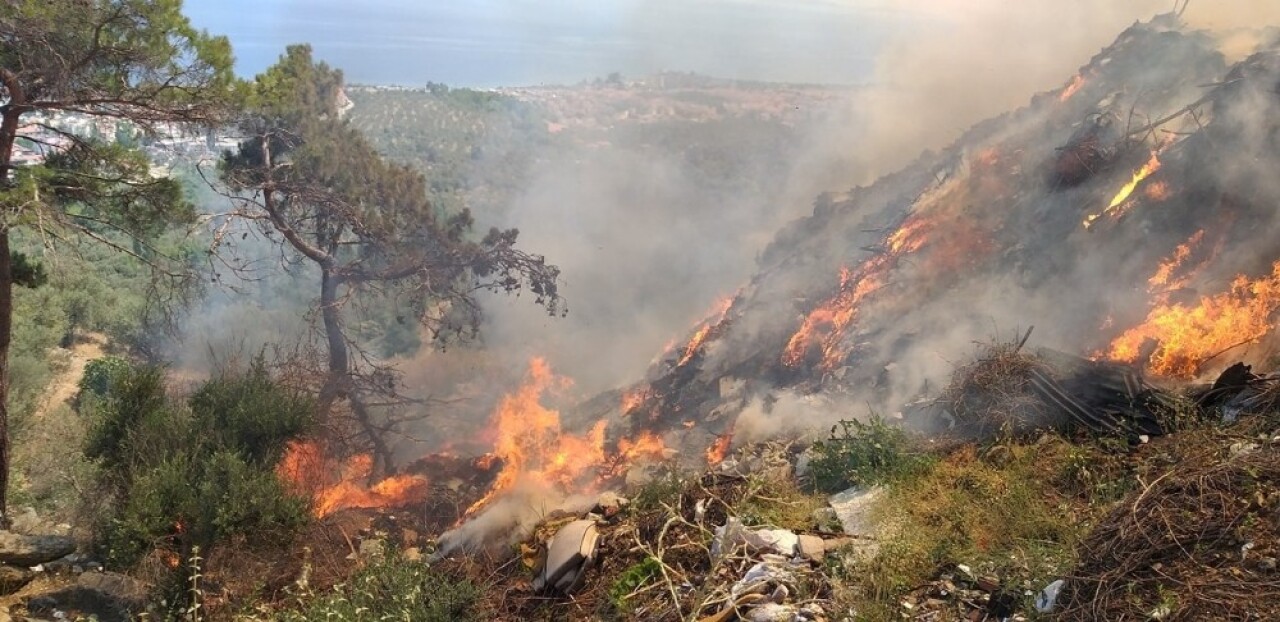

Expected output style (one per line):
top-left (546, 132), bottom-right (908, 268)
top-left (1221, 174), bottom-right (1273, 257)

top-left (275, 554), bottom-right (480, 622)
top-left (840, 438), bottom-right (1111, 618)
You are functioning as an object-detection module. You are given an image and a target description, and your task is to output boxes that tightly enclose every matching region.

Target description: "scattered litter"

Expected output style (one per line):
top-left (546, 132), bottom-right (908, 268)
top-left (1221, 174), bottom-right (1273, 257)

top-left (1035, 579), bottom-right (1065, 613)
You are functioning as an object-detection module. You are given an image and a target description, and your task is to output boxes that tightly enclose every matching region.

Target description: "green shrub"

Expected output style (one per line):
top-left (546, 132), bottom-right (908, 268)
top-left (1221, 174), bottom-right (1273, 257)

top-left (808, 416), bottom-right (932, 493)
top-left (608, 556), bottom-right (661, 612)
top-left (85, 359), bottom-right (316, 567)
top-left (78, 355), bottom-right (131, 399)
top-left (278, 555), bottom-right (480, 621)
top-left (188, 360), bottom-right (315, 466)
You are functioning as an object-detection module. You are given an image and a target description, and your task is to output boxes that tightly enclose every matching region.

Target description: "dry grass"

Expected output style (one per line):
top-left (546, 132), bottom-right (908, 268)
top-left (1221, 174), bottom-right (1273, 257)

top-left (942, 340), bottom-right (1050, 436)
top-left (1057, 426), bottom-right (1280, 621)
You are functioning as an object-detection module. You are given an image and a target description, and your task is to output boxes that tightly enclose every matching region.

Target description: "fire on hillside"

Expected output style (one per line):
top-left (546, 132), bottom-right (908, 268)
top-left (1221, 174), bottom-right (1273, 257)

top-left (280, 17), bottom-right (1280, 553)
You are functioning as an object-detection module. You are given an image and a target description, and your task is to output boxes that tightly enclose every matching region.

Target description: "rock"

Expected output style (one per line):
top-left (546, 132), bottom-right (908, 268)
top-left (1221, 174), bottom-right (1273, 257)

top-left (400, 528), bottom-right (419, 548)
top-left (25, 595), bottom-right (57, 615)
top-left (745, 603), bottom-right (800, 622)
top-left (593, 491), bottom-right (629, 517)
top-left (798, 603), bottom-right (825, 621)
top-left (402, 547), bottom-right (422, 562)
top-left (793, 452), bottom-right (812, 480)
top-left (8, 508), bottom-right (41, 536)
top-left (811, 507), bottom-right (841, 534)
top-left (534, 519), bottom-right (600, 594)
top-left (0, 531), bottom-right (75, 566)
top-left (76, 571), bottom-right (149, 608)
top-left (23, 571), bottom-right (149, 622)
top-left (0, 564), bottom-right (33, 595)
top-left (976, 575), bottom-right (1000, 592)
top-left (797, 534), bottom-right (826, 561)
top-left (827, 486), bottom-right (884, 536)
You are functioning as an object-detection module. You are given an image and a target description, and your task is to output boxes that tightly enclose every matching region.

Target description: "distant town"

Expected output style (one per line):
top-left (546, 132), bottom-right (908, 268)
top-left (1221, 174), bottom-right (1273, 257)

top-left (12, 110), bottom-right (240, 174)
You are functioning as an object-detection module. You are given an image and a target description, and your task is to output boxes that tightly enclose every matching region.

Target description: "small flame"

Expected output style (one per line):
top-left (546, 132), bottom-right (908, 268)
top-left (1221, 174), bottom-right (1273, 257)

top-left (677, 296), bottom-right (735, 367)
top-left (1148, 229), bottom-right (1204, 292)
top-left (1144, 180), bottom-right (1171, 202)
top-left (1106, 259), bottom-right (1280, 378)
top-left (706, 434), bottom-right (732, 465)
top-left (783, 216), bottom-right (931, 370)
top-left (620, 386), bottom-right (651, 415)
top-left (1084, 149), bottom-right (1165, 228)
top-left (279, 442), bottom-right (430, 518)
top-left (466, 358), bottom-right (667, 517)
top-left (1059, 74), bottom-right (1086, 102)
top-left (1108, 151), bottom-right (1162, 209)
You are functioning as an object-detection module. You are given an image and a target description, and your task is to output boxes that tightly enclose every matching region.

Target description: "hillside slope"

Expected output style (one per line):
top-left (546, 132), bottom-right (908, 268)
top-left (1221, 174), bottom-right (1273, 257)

top-left (607, 16), bottom-right (1280, 448)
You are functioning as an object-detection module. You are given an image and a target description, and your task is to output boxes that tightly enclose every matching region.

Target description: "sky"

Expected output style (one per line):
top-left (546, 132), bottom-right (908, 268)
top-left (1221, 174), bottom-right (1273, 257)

top-left (182, 0), bottom-right (927, 87)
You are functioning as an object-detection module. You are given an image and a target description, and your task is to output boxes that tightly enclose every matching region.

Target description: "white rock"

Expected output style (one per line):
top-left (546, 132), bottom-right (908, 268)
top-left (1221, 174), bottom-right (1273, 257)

top-left (828, 486), bottom-right (885, 536)
top-left (745, 603), bottom-right (800, 622)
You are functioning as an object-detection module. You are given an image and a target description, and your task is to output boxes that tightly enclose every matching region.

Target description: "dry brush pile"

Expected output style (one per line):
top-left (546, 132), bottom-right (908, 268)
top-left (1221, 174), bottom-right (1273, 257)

top-left (1057, 431), bottom-right (1280, 621)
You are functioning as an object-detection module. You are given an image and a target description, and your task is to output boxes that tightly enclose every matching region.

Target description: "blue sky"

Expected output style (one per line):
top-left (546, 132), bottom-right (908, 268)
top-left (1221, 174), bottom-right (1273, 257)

top-left (182, 0), bottom-right (917, 87)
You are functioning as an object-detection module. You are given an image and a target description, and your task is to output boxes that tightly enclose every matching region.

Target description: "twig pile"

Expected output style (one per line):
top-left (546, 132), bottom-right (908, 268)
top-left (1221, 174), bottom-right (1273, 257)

top-left (943, 339), bottom-right (1049, 435)
top-left (1057, 446), bottom-right (1280, 621)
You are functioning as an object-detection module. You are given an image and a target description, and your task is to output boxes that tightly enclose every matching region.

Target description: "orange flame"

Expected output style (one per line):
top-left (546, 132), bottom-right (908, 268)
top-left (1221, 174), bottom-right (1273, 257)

top-left (466, 358), bottom-right (667, 516)
top-left (677, 296), bottom-right (735, 367)
top-left (279, 441), bottom-right (430, 518)
top-left (783, 216), bottom-right (931, 369)
top-left (1084, 149), bottom-right (1164, 228)
top-left (1107, 150), bottom-right (1162, 209)
top-left (1059, 74), bottom-right (1086, 102)
top-left (1148, 229), bottom-right (1204, 292)
top-left (706, 434), bottom-right (732, 465)
top-left (620, 386), bottom-right (651, 415)
top-left (1106, 259), bottom-right (1280, 378)
top-left (1144, 180), bottom-right (1171, 202)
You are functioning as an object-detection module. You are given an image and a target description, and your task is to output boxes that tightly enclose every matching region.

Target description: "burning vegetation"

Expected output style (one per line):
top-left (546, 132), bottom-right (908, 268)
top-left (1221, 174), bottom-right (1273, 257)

top-left (21, 6), bottom-right (1280, 622)
top-left (1107, 259), bottom-right (1280, 378)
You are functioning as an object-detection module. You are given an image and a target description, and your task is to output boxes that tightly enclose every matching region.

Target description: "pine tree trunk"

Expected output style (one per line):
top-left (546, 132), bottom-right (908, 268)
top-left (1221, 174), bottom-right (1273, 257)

top-left (0, 101), bottom-right (24, 519)
top-left (0, 230), bottom-right (12, 519)
top-left (317, 266), bottom-right (348, 414)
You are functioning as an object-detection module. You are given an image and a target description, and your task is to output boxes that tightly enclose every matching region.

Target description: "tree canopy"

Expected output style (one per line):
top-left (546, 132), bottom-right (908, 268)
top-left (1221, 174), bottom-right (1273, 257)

top-left (220, 45), bottom-right (562, 475)
top-left (0, 0), bottom-right (236, 513)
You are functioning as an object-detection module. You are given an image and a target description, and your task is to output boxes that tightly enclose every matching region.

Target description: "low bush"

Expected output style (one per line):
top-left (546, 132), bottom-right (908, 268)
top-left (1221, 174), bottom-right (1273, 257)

top-left (608, 556), bottom-right (661, 613)
top-left (808, 416), bottom-right (932, 493)
top-left (277, 554), bottom-right (480, 621)
top-left (78, 355), bottom-right (131, 400)
top-left (85, 358), bottom-right (316, 567)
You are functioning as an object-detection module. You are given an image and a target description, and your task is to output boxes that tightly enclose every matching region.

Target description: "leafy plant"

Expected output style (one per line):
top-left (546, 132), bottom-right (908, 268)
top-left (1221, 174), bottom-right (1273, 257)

top-left (78, 355), bottom-right (132, 401)
top-left (608, 556), bottom-right (661, 612)
top-left (277, 554), bottom-right (480, 621)
top-left (86, 360), bottom-right (315, 567)
top-left (808, 416), bottom-right (932, 493)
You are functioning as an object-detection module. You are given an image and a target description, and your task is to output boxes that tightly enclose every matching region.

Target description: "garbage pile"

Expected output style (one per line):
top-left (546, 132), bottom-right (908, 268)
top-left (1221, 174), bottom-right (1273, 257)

top-left (448, 444), bottom-right (881, 622)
